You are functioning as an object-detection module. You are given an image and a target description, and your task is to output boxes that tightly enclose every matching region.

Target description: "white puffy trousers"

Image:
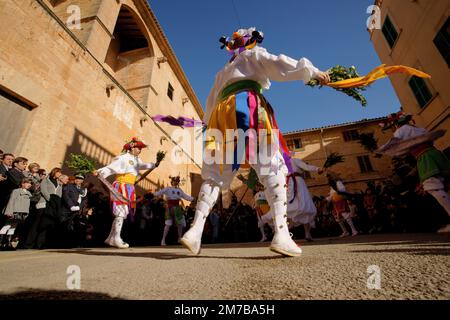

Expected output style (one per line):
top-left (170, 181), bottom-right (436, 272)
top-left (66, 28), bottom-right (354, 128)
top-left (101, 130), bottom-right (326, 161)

top-left (105, 204), bottom-right (129, 248)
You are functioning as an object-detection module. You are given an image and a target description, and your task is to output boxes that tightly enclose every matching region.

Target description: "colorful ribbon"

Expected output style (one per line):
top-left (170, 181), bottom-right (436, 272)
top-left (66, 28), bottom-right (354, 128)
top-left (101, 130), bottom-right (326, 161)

top-left (327, 64), bottom-right (431, 89)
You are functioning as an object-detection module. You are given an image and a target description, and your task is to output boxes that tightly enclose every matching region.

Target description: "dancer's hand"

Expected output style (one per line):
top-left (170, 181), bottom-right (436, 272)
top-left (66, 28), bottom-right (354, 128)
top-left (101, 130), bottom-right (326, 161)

top-left (315, 71), bottom-right (331, 85)
top-left (92, 170), bottom-right (99, 176)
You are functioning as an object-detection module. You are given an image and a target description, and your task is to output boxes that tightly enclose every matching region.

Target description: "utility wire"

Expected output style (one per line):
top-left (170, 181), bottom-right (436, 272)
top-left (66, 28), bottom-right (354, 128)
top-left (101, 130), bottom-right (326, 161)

top-left (231, 0), bottom-right (242, 28)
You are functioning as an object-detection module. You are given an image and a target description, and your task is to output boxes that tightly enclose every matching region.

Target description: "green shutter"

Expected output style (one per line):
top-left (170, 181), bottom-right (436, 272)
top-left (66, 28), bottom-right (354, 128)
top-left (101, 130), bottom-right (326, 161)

top-left (382, 16), bottom-right (399, 48)
top-left (408, 76), bottom-right (432, 108)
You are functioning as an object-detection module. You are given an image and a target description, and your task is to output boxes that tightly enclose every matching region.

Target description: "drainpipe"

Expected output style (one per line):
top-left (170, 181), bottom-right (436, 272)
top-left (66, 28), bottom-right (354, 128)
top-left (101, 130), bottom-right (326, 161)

top-left (319, 128), bottom-right (328, 158)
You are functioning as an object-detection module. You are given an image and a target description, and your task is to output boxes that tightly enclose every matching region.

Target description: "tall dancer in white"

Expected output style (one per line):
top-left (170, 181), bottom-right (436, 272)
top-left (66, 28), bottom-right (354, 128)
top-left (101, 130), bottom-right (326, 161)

top-left (180, 27), bottom-right (330, 256)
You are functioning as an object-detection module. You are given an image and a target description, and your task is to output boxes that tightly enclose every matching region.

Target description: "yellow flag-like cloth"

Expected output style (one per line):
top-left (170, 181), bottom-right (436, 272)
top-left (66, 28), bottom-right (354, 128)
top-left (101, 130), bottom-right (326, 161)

top-left (327, 64), bottom-right (431, 89)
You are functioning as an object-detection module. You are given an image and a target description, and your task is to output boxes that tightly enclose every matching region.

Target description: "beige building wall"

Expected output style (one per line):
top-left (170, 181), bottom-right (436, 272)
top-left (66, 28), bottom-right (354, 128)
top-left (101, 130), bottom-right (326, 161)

top-left (369, 0), bottom-right (450, 150)
top-left (0, 0), bottom-right (204, 196)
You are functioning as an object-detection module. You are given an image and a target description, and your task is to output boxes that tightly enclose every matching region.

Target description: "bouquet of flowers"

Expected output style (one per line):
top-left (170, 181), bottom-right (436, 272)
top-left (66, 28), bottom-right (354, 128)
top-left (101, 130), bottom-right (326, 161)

top-left (156, 150), bottom-right (166, 163)
top-left (135, 150), bottom-right (166, 184)
top-left (358, 132), bottom-right (379, 153)
top-left (65, 153), bottom-right (97, 176)
top-left (323, 152), bottom-right (345, 169)
top-left (307, 65), bottom-right (368, 106)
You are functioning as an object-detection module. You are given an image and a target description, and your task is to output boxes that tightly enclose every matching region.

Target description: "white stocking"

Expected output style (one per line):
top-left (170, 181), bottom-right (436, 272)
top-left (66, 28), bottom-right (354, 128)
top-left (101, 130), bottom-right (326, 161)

top-left (428, 189), bottom-right (450, 216)
top-left (189, 180), bottom-right (220, 234)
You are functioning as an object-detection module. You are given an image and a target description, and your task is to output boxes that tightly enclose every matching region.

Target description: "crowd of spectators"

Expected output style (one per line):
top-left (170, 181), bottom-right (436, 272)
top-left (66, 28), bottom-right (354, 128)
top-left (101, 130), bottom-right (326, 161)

top-left (1, 150), bottom-right (448, 250)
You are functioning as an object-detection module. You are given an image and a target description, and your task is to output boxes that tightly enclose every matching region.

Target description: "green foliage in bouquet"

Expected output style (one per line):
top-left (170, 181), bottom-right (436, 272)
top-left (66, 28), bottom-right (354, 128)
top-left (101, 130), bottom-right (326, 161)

top-left (323, 152), bottom-right (345, 169)
top-left (358, 132), bottom-right (379, 153)
top-left (65, 153), bottom-right (97, 175)
top-left (307, 65), bottom-right (368, 106)
top-left (237, 168), bottom-right (259, 190)
top-left (156, 150), bottom-right (166, 163)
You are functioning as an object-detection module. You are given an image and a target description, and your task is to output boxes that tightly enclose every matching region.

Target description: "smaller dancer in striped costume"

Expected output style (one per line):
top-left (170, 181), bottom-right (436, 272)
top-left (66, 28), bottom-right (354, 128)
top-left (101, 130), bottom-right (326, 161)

top-left (154, 176), bottom-right (195, 246)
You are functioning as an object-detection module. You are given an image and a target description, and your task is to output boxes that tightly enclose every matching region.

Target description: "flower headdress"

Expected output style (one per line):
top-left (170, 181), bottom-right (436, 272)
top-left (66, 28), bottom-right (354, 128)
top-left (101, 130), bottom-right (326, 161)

top-left (122, 137), bottom-right (147, 152)
top-left (170, 175), bottom-right (181, 186)
top-left (379, 111), bottom-right (413, 131)
top-left (219, 27), bottom-right (264, 62)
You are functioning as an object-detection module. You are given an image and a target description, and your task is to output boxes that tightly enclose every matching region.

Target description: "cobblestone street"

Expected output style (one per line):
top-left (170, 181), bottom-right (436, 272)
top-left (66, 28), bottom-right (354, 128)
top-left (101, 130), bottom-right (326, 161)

top-left (0, 233), bottom-right (448, 300)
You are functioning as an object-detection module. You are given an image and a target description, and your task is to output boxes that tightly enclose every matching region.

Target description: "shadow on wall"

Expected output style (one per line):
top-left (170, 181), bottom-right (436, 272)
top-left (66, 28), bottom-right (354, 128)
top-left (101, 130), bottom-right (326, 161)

top-left (62, 128), bottom-right (164, 195)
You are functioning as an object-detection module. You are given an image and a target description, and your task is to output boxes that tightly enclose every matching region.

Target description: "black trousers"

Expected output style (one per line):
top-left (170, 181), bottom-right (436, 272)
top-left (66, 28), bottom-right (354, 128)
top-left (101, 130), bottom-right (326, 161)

top-left (24, 208), bottom-right (45, 249)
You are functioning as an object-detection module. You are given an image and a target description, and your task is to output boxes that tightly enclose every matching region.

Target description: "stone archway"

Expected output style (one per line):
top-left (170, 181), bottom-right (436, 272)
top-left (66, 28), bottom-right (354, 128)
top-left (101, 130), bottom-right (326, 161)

top-left (105, 5), bottom-right (155, 108)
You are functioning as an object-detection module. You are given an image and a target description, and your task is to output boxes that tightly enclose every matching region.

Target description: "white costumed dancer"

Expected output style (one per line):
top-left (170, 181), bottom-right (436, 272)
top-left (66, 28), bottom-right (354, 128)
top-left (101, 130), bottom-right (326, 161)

top-left (286, 156), bottom-right (324, 241)
top-left (326, 172), bottom-right (358, 237)
top-left (154, 176), bottom-right (195, 246)
top-left (180, 27), bottom-right (330, 257)
top-left (378, 111), bottom-right (450, 233)
top-left (95, 137), bottom-right (159, 248)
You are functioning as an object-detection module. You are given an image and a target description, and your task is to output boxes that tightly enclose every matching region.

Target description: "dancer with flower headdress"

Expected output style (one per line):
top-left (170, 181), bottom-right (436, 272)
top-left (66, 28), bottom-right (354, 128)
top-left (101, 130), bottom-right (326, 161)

top-left (180, 27), bottom-right (331, 257)
top-left (154, 176), bottom-right (195, 246)
top-left (377, 111), bottom-right (450, 233)
top-left (94, 137), bottom-right (161, 248)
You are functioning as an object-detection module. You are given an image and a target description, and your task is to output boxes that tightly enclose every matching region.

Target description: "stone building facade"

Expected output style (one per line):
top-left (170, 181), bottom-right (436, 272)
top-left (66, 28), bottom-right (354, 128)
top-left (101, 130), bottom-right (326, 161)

top-left (369, 0), bottom-right (449, 151)
top-left (0, 0), bottom-right (204, 196)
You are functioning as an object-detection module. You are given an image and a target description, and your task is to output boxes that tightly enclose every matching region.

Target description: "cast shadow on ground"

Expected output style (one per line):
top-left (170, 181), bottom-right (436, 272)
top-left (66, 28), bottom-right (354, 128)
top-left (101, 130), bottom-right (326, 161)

top-left (350, 247), bottom-right (450, 256)
top-left (52, 248), bottom-right (286, 261)
top-left (296, 233), bottom-right (450, 247)
top-left (0, 288), bottom-right (124, 300)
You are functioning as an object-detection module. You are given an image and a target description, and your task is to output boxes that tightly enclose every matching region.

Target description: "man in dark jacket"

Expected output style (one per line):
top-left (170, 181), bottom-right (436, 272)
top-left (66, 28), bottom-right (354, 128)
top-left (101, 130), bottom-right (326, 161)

top-left (0, 154), bottom-right (14, 214)
top-left (62, 175), bottom-right (87, 245)
top-left (6, 157), bottom-right (27, 191)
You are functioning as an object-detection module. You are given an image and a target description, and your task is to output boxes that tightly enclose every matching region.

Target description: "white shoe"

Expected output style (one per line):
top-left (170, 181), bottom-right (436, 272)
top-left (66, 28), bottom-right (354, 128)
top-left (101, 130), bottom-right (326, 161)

top-left (109, 238), bottom-right (129, 249)
top-left (161, 240), bottom-right (167, 246)
top-left (180, 229), bottom-right (202, 255)
top-left (104, 238), bottom-right (114, 247)
top-left (437, 224), bottom-right (450, 233)
top-left (260, 236), bottom-right (267, 242)
top-left (351, 231), bottom-right (359, 236)
top-left (269, 232), bottom-right (302, 257)
top-left (339, 232), bottom-right (350, 238)
top-left (10, 239), bottom-right (19, 249)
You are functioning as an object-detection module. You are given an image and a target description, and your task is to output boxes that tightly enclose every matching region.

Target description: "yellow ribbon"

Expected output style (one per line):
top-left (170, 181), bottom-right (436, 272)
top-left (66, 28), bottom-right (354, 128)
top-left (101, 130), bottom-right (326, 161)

top-left (327, 64), bottom-right (431, 89)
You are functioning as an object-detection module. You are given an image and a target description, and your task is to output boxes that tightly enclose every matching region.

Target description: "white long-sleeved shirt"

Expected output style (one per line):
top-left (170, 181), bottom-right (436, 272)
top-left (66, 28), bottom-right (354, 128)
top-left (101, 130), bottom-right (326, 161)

top-left (154, 187), bottom-right (194, 202)
top-left (97, 153), bottom-right (155, 178)
top-left (204, 46), bottom-right (321, 123)
top-left (393, 124), bottom-right (428, 141)
top-left (291, 158), bottom-right (320, 174)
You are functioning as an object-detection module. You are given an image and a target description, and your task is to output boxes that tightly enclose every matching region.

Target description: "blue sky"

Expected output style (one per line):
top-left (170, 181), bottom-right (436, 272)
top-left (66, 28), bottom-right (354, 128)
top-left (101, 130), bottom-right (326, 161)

top-left (149, 0), bottom-right (401, 132)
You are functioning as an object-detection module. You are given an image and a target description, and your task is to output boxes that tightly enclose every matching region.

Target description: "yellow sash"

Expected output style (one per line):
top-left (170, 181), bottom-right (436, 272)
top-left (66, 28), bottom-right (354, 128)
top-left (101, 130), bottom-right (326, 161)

top-left (116, 173), bottom-right (137, 185)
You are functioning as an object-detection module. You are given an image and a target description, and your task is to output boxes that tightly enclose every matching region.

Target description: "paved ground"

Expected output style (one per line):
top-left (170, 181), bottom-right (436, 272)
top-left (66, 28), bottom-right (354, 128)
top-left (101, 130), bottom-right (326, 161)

top-left (0, 233), bottom-right (448, 300)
